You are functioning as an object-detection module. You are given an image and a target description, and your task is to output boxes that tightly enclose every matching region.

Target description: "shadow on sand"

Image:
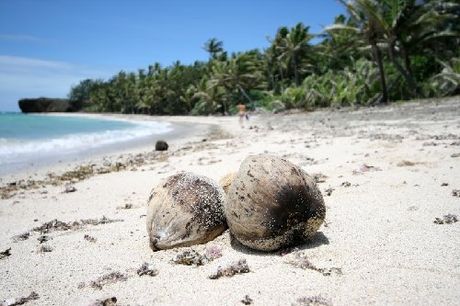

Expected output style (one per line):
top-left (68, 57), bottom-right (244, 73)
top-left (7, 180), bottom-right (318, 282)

top-left (229, 231), bottom-right (329, 256)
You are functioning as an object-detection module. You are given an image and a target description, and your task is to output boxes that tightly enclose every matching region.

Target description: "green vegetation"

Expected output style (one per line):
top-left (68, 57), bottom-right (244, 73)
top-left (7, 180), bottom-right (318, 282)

top-left (69, 0), bottom-right (460, 115)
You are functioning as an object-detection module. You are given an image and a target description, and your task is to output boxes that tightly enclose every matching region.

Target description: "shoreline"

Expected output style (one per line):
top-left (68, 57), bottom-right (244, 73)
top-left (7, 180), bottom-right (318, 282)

top-left (0, 113), bottom-right (223, 180)
top-left (1, 98), bottom-right (459, 305)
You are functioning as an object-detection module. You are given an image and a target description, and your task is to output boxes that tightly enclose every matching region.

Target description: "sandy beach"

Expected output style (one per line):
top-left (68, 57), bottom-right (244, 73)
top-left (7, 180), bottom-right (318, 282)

top-left (1, 97), bottom-right (459, 305)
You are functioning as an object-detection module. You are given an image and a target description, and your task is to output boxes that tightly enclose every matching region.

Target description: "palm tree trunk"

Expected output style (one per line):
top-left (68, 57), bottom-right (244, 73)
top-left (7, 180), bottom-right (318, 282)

top-left (293, 55), bottom-right (300, 86)
top-left (388, 44), bottom-right (422, 98)
top-left (237, 85), bottom-right (253, 104)
top-left (371, 43), bottom-right (389, 104)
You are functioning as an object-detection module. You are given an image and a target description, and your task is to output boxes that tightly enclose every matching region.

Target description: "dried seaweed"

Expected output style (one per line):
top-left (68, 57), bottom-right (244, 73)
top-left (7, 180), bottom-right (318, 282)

top-left (341, 181), bottom-right (351, 187)
top-left (434, 214), bottom-right (458, 224)
top-left (1, 291), bottom-right (39, 306)
top-left (172, 247), bottom-right (223, 266)
top-left (293, 295), bottom-right (332, 306)
top-left (88, 272), bottom-right (128, 290)
top-left (32, 216), bottom-right (123, 234)
top-left (0, 248), bottom-right (11, 260)
top-left (90, 297), bottom-right (117, 306)
top-left (209, 259), bottom-right (250, 279)
top-left (37, 245), bottom-right (53, 253)
top-left (241, 295), bottom-right (253, 305)
top-left (324, 188), bottom-right (334, 197)
top-left (172, 250), bottom-right (208, 266)
top-left (12, 232), bottom-right (30, 242)
top-left (84, 235), bottom-right (97, 243)
top-left (137, 262), bottom-right (158, 277)
top-left (397, 160), bottom-right (417, 167)
top-left (311, 173), bottom-right (328, 184)
top-left (287, 253), bottom-right (342, 276)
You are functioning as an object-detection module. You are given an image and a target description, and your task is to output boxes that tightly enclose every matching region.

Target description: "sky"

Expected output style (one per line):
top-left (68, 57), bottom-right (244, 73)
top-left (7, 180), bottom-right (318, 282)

top-left (0, 0), bottom-right (344, 111)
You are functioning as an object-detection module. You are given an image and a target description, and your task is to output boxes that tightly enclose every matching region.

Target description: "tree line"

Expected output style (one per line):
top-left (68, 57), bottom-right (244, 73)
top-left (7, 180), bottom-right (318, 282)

top-left (69, 0), bottom-right (460, 115)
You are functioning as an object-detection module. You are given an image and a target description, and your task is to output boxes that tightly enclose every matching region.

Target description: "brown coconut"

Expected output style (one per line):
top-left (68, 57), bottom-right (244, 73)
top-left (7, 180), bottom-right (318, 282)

top-left (225, 154), bottom-right (326, 251)
top-left (146, 172), bottom-right (227, 251)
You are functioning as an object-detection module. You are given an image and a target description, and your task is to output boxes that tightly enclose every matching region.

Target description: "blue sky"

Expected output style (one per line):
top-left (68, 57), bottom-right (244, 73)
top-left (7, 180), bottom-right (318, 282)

top-left (0, 0), bottom-right (344, 111)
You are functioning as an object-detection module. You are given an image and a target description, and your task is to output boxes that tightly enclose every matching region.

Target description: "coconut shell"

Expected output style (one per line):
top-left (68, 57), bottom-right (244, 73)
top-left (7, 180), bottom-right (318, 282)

top-left (146, 172), bottom-right (227, 251)
top-left (225, 155), bottom-right (325, 251)
top-left (219, 172), bottom-right (237, 194)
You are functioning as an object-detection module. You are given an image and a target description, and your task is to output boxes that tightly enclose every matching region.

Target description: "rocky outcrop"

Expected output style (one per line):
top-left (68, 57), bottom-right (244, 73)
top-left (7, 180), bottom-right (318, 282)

top-left (18, 98), bottom-right (73, 113)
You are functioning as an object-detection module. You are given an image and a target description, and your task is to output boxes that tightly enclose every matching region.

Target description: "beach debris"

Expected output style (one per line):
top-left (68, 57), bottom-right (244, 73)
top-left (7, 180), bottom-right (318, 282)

top-left (171, 246), bottom-right (223, 266)
top-left (37, 235), bottom-right (51, 244)
top-left (209, 259), bottom-right (250, 279)
top-left (146, 173), bottom-right (226, 251)
top-left (241, 295), bottom-right (253, 305)
top-left (324, 188), bottom-right (334, 197)
top-left (441, 182), bottom-right (449, 187)
top-left (287, 253), bottom-right (342, 276)
top-left (63, 184), bottom-right (77, 193)
top-left (88, 272), bottom-right (128, 290)
top-left (225, 155), bottom-right (325, 251)
top-left (311, 173), bottom-right (328, 184)
top-left (434, 214), bottom-right (458, 225)
top-left (172, 250), bottom-right (208, 266)
top-left (117, 203), bottom-right (133, 210)
top-left (155, 140), bottom-right (169, 151)
top-left (353, 164), bottom-right (382, 175)
top-left (294, 295), bottom-right (332, 306)
top-left (422, 141), bottom-right (438, 147)
top-left (12, 232), bottom-right (30, 242)
top-left (451, 153), bottom-right (460, 158)
top-left (341, 181), bottom-right (351, 187)
top-left (33, 219), bottom-right (72, 233)
top-left (90, 297), bottom-right (117, 306)
top-left (0, 291), bottom-right (39, 306)
top-left (452, 189), bottom-right (460, 197)
top-left (205, 245), bottom-right (223, 260)
top-left (84, 234), bottom-right (97, 243)
top-left (37, 244), bottom-right (53, 253)
top-left (32, 216), bottom-right (123, 234)
top-left (137, 262), bottom-right (159, 277)
top-left (0, 248), bottom-right (11, 260)
top-left (397, 160), bottom-right (417, 167)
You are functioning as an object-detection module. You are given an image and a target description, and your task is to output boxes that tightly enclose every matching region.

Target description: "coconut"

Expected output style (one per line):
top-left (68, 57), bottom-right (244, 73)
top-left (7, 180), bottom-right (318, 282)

top-left (146, 172), bottom-right (226, 251)
top-left (225, 154), bottom-right (325, 251)
top-left (219, 172), bottom-right (237, 194)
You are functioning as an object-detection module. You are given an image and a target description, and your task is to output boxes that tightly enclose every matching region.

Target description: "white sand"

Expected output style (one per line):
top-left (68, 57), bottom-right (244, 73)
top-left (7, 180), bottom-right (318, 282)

top-left (1, 97), bottom-right (459, 305)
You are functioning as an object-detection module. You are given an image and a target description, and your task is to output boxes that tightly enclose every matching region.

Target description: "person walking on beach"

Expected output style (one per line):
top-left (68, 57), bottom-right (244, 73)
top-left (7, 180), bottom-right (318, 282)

top-left (237, 103), bottom-right (248, 128)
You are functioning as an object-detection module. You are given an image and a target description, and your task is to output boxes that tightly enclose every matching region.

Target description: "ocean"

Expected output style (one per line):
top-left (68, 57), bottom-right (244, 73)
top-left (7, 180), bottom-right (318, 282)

top-left (0, 113), bottom-right (172, 175)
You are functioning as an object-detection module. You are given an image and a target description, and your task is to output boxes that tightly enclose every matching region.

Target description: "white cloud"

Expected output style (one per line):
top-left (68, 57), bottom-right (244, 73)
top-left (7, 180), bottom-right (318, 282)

top-left (0, 55), bottom-right (112, 111)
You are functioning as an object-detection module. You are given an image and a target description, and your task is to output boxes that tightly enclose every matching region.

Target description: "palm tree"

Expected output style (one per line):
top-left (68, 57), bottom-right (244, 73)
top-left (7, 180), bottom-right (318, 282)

top-left (192, 78), bottom-right (225, 114)
top-left (333, 0), bottom-right (459, 100)
top-left (327, 0), bottom-right (390, 103)
top-left (203, 38), bottom-right (224, 60)
top-left (209, 52), bottom-right (264, 111)
top-left (276, 23), bottom-right (313, 86)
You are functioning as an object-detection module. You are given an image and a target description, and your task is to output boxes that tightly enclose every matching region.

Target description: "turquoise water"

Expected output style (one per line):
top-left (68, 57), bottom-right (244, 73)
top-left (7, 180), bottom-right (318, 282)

top-left (0, 113), bottom-right (136, 140)
top-left (0, 113), bottom-right (172, 174)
